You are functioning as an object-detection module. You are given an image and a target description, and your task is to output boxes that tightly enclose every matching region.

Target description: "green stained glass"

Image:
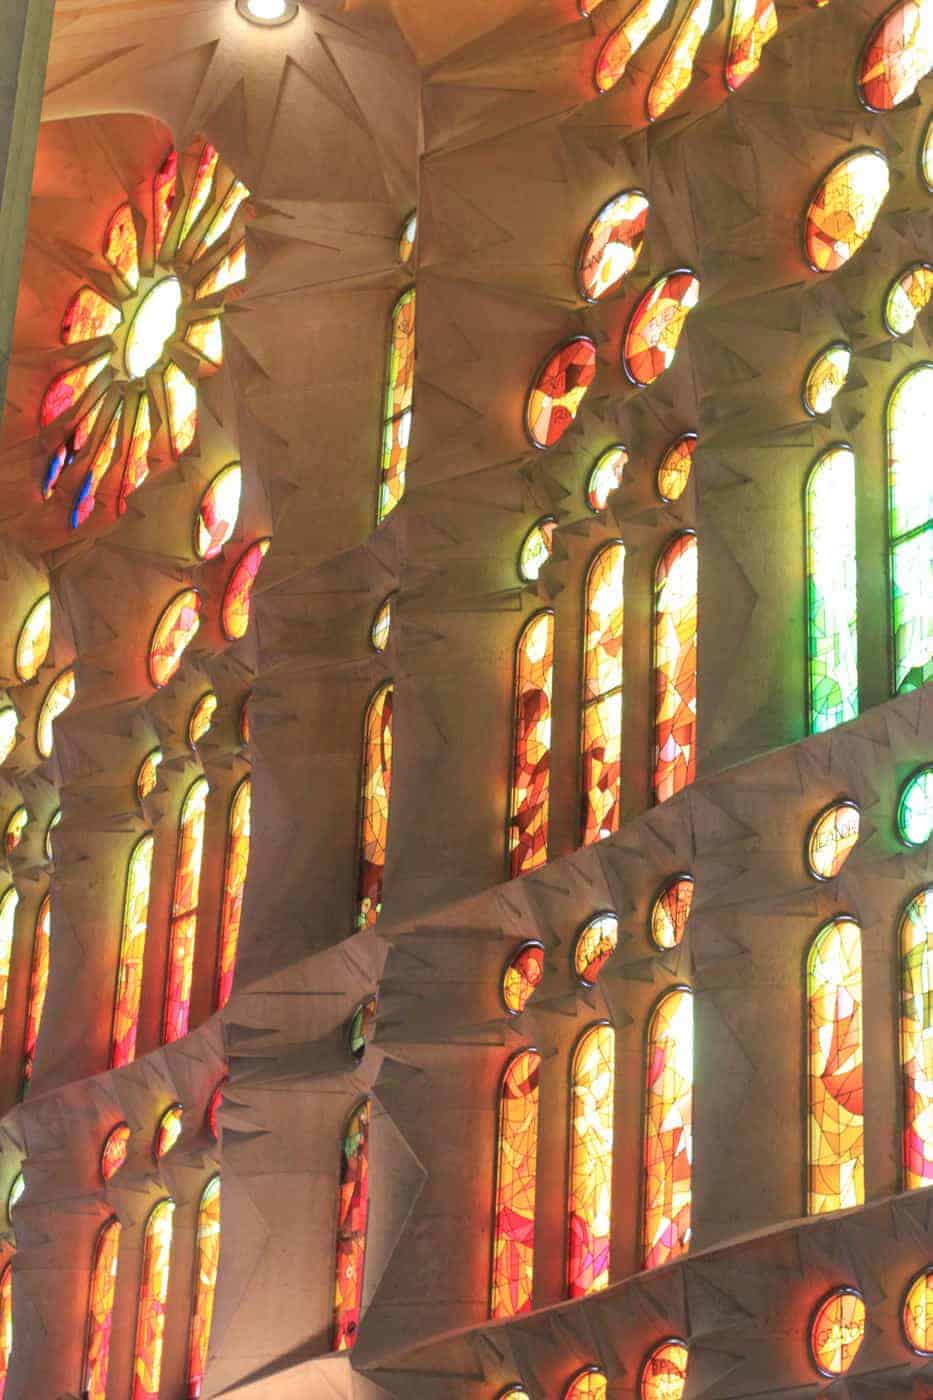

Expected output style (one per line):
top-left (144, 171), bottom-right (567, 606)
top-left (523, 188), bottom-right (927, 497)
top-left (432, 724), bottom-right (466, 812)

top-left (806, 445), bottom-right (859, 734)
top-left (887, 364), bottom-right (932, 693)
top-left (898, 766), bottom-right (933, 848)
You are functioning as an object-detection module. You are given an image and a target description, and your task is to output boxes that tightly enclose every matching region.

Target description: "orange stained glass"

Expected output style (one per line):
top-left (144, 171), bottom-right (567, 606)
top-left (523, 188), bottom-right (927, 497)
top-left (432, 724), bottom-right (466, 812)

top-left (568, 1024), bottom-right (614, 1297)
top-left (118, 394), bottom-right (153, 513)
top-left (101, 1123), bottom-right (130, 1182)
top-left (577, 190), bottom-right (649, 302)
top-left (155, 1104), bottom-right (183, 1161)
top-left (21, 894), bottom-right (50, 1087)
top-left (647, 0), bottom-right (713, 120)
top-left (653, 533), bottom-right (697, 803)
top-left (725, 0), bottom-right (777, 90)
top-left (397, 211), bottom-right (417, 265)
top-left (502, 941), bottom-right (545, 1014)
top-left (581, 541), bottom-right (624, 846)
top-left (803, 343), bottom-right (851, 416)
top-left (39, 354), bottom-right (109, 427)
top-left (153, 149), bottom-right (178, 258)
top-left (131, 1198), bottom-right (175, 1400)
top-left (574, 913), bottom-right (618, 986)
top-left (149, 589), bottom-right (201, 688)
top-left (238, 695), bottom-right (251, 745)
top-left (490, 1049), bottom-right (541, 1319)
top-left (222, 538), bottom-right (271, 642)
top-left (163, 776), bottom-right (209, 1043)
top-left (526, 338), bottom-right (597, 449)
top-left (110, 833), bottom-right (154, 1069)
top-left (104, 202), bottom-right (140, 290)
top-left (564, 1368), bottom-right (607, 1399)
top-left (196, 178), bottom-right (250, 258)
top-left (181, 145), bottom-right (219, 242)
top-left (216, 776), bottom-right (251, 1009)
top-left (83, 1217), bottom-right (121, 1400)
top-left (806, 801), bottom-right (860, 880)
top-left (810, 1288), bottom-right (865, 1377)
top-left (43, 393), bottom-right (106, 499)
top-left (884, 262), bottom-right (933, 336)
top-left (641, 1339), bottom-right (688, 1400)
top-left (163, 361), bottom-right (198, 457)
top-left (508, 611), bottom-right (554, 879)
top-left (356, 682), bottom-right (393, 930)
top-left (657, 433), bottom-right (695, 503)
top-left (185, 316), bottom-right (224, 367)
top-left (195, 239), bottom-right (246, 300)
top-left (36, 667), bottom-right (75, 759)
top-left (377, 287), bottom-right (416, 523)
top-left (71, 399), bottom-right (124, 528)
top-left (187, 1176), bottom-right (221, 1398)
top-left (0, 711), bottom-right (15, 767)
top-left (650, 875), bottom-right (694, 950)
top-left (643, 987), bottom-right (693, 1269)
top-left (804, 150), bottom-right (890, 273)
top-left (0, 1262), bottom-right (12, 1399)
top-left (137, 748), bottom-right (163, 802)
top-left (587, 444), bottom-right (628, 512)
top-left (15, 594), bottom-right (51, 683)
top-left (624, 271), bottom-right (700, 387)
top-left (498, 1390), bottom-right (530, 1400)
top-left (903, 1267), bottom-right (933, 1355)
top-left (859, 0), bottom-right (932, 110)
top-left (195, 463), bottom-right (242, 560)
top-left (371, 594), bottom-right (392, 652)
top-left (3, 807), bottom-right (26, 856)
top-left (595, 0), bottom-right (672, 93)
top-left (333, 1099), bottom-right (370, 1351)
top-left (807, 917), bottom-right (864, 1214)
top-left (61, 286), bottom-right (121, 345)
top-left (188, 692), bottom-right (217, 746)
top-left (900, 887), bottom-right (933, 1189)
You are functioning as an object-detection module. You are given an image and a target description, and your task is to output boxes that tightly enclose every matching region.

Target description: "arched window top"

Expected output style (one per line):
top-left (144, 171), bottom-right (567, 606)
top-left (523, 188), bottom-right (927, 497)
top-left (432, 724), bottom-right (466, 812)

top-left (103, 202), bottom-right (139, 290)
top-left (502, 942), bottom-right (544, 1015)
top-left (61, 285), bottom-right (121, 345)
top-left (508, 611), bottom-right (554, 878)
top-left (155, 1104), bottom-right (183, 1160)
top-left (568, 1024), bottom-right (615, 1298)
top-left (858, 0), bottom-right (932, 110)
top-left (809, 1287), bottom-right (865, 1377)
top-left (900, 885), bottom-right (932, 1189)
top-left (563, 1367), bottom-right (607, 1399)
top-left (804, 149), bottom-right (889, 273)
top-left (490, 1049), bottom-right (541, 1319)
top-left (518, 517), bottom-right (556, 583)
top-left (641, 1339), bottom-right (688, 1399)
top-left (333, 1097), bottom-right (371, 1351)
top-left (643, 988), bottom-right (693, 1269)
top-left (883, 263), bottom-right (933, 337)
top-left (650, 874), bottom-right (694, 949)
top-left (3, 807), bottom-right (26, 855)
top-left (357, 681), bottom-right (394, 930)
top-left (132, 1198), bottom-right (175, 1400)
top-left (222, 538), bottom-right (271, 641)
top-left (36, 666), bottom-right (75, 759)
top-left (377, 287), bottom-right (416, 524)
top-left (188, 692), bottom-right (217, 748)
top-left (803, 342), bottom-right (851, 416)
top-left (586, 444), bottom-right (627, 512)
top-left (525, 338), bottom-right (597, 449)
top-left (149, 589), bottom-right (201, 688)
top-left (136, 748), bottom-right (162, 802)
top-left (398, 211), bottom-right (417, 266)
top-left (806, 801), bottom-right (860, 880)
top-left (348, 994), bottom-right (378, 1059)
top-left (187, 1174), bottom-right (221, 1399)
top-left (83, 1215), bottom-right (121, 1400)
top-left (657, 434), bottom-right (695, 503)
top-left (903, 1266), bottom-right (933, 1355)
top-left (577, 190), bottom-right (648, 302)
top-left (653, 532), bottom-right (698, 803)
top-left (101, 1123), bottom-right (130, 1183)
top-left (805, 444), bottom-right (858, 733)
top-left (595, 0), bottom-right (670, 92)
top-left (195, 462), bottom-right (242, 560)
top-left (216, 775), bottom-right (251, 1010)
top-left (0, 710), bottom-right (17, 767)
top-left (14, 594), bottom-right (51, 683)
top-left (497, 1390), bottom-right (530, 1400)
top-left (370, 594), bottom-right (393, 652)
top-left (898, 765), bottom-right (933, 847)
top-left (647, 0), bottom-right (714, 120)
top-left (573, 913), bottom-right (618, 987)
top-left (807, 917), bottom-right (864, 1214)
top-left (725, 0), bottom-right (778, 91)
top-left (623, 271), bottom-right (700, 387)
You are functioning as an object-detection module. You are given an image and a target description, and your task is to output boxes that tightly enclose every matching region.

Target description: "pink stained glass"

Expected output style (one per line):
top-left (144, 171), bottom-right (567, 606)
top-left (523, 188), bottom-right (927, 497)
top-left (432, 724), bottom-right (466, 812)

top-left (216, 776), bottom-right (251, 1009)
top-left (39, 355), bottom-right (109, 427)
top-left (61, 287), bottom-right (121, 345)
top-left (207, 1079), bottom-right (225, 1140)
top-left (100, 1123), bottom-right (130, 1183)
top-left (221, 538), bottom-right (271, 641)
top-left (104, 203), bottom-right (139, 290)
top-left (83, 1217), bottom-right (121, 1400)
top-left (526, 339), bottom-right (597, 448)
top-left (163, 776), bottom-right (209, 1044)
top-left (21, 894), bottom-right (50, 1088)
top-left (131, 1199), bottom-right (174, 1400)
top-left (859, 0), bottom-right (933, 111)
top-left (195, 463), bottom-right (242, 560)
top-left (117, 395), bottom-right (153, 514)
top-left (653, 533), bottom-right (697, 804)
top-left (148, 589), bottom-right (201, 688)
top-left (153, 149), bottom-right (178, 258)
top-left (623, 271), bottom-right (700, 387)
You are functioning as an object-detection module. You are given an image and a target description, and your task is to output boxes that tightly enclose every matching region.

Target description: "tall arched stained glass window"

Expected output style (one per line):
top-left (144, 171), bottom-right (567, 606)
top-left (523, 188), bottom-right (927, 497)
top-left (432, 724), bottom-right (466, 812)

top-left (0, 1261), bottom-right (11, 1399)
top-left (357, 683), bottom-right (393, 930)
top-left (0, 888), bottom-right (20, 1054)
top-left (112, 833), bottom-right (154, 1069)
top-left (333, 1099), bottom-right (370, 1352)
top-left (187, 1175), bottom-right (221, 1399)
top-left (805, 446), bottom-right (859, 733)
top-left (132, 1198), bottom-right (174, 1400)
top-left (83, 1217), bottom-right (121, 1400)
top-left (508, 612), bottom-right (554, 878)
top-left (22, 894), bottom-right (51, 1089)
top-left (377, 287), bottom-right (415, 523)
top-left (887, 364), bottom-right (932, 693)
top-left (490, 1049), bottom-right (541, 1319)
top-left (900, 887), bottom-right (933, 1190)
top-left (653, 533), bottom-right (697, 804)
top-left (581, 542), bottom-right (624, 847)
top-left (567, 1023), bottom-right (615, 1298)
top-left (163, 777), bottom-right (209, 1044)
top-left (216, 776), bottom-right (251, 1009)
top-left (807, 917), bottom-right (864, 1214)
top-left (643, 988), bottom-right (693, 1269)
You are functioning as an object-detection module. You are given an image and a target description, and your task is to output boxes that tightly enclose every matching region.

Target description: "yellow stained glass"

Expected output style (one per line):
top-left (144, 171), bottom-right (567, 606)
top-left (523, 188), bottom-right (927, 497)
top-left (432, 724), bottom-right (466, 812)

top-left (111, 834), bottom-right (154, 1069)
top-left (803, 343), bottom-right (851, 416)
top-left (3, 808), bottom-right (26, 855)
top-left (14, 594), bottom-right (51, 683)
top-left (490, 1049), bottom-right (540, 1318)
top-left (643, 988), bottom-right (693, 1268)
top-left (657, 434), bottom-right (695, 503)
top-left (804, 150), bottom-right (890, 273)
top-left (595, 0), bottom-right (672, 93)
top-left (195, 463), bottom-right (241, 560)
top-left (163, 361), bottom-right (197, 457)
top-left (0, 888), bottom-right (19, 1055)
top-left (650, 875), bottom-right (694, 949)
top-left (647, 0), bottom-right (714, 120)
top-left (903, 1267), bottom-right (933, 1356)
top-left (195, 178), bottom-right (249, 258)
top-left (508, 611), bottom-right (554, 878)
top-left (371, 595), bottom-right (392, 652)
top-left (163, 776), bottom-right (209, 1043)
top-left (564, 1369), bottom-right (607, 1400)
top-left (810, 1288), bottom-right (864, 1377)
top-left (104, 203), bottom-right (139, 290)
top-left (195, 240), bottom-right (246, 300)
top-left (125, 277), bottom-right (182, 380)
top-left (806, 801), bottom-right (860, 880)
top-left (83, 1217), bottom-right (121, 1400)
top-left (567, 1024), bottom-right (614, 1297)
top-left (185, 317), bottom-right (224, 367)
top-left (188, 692), bottom-right (218, 746)
top-left (136, 748), bottom-right (162, 802)
top-left (725, 0), bottom-right (777, 90)
top-left (0, 711), bottom-right (17, 766)
top-left (884, 263), bottom-right (933, 336)
top-left (398, 211), bottom-right (417, 265)
top-left (118, 393), bottom-right (153, 512)
top-left (900, 887), bottom-right (933, 1189)
top-left (36, 667), bottom-right (75, 759)
top-left (155, 1104), bottom-right (183, 1160)
top-left (187, 1176), bottom-right (221, 1398)
top-left (581, 541), bottom-right (624, 846)
top-left (131, 1199), bottom-right (174, 1400)
top-left (587, 445), bottom-right (627, 512)
top-left (378, 288), bottom-right (416, 522)
top-left (518, 518), bottom-right (555, 583)
top-left (181, 145), bottom-right (219, 243)
top-left (807, 918), bottom-right (864, 1214)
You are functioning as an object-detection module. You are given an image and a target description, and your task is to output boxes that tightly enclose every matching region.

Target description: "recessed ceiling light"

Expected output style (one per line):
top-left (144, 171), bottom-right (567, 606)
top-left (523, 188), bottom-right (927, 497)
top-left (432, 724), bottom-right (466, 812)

top-left (236, 0), bottom-right (299, 25)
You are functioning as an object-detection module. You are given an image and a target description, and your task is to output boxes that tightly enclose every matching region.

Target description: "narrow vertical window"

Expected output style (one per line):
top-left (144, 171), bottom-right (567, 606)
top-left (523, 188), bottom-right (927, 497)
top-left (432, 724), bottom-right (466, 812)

top-left (0, 888), bottom-right (20, 1054)
top-left (508, 612), bottom-right (554, 878)
top-left (187, 1176), bottom-right (221, 1399)
top-left (0, 1262), bottom-right (10, 1399)
top-left (886, 364), bottom-right (932, 693)
top-left (900, 887), bottom-right (933, 1189)
top-left (377, 288), bottom-right (415, 523)
top-left (807, 917), bottom-right (864, 1214)
top-left (333, 1099), bottom-right (370, 1352)
top-left (805, 445), bottom-right (858, 733)
top-left (653, 533), bottom-right (697, 804)
top-left (216, 777), bottom-right (251, 1009)
top-left (163, 777), bottom-right (209, 1043)
top-left (83, 1217), bottom-right (121, 1400)
top-left (132, 1198), bottom-right (174, 1400)
top-left (643, 988), bottom-right (693, 1269)
top-left (112, 834), bottom-right (154, 1068)
top-left (490, 1048), bottom-right (541, 1319)
top-left (567, 1023), bottom-right (615, 1297)
top-left (356, 683), bottom-right (393, 930)
top-left (581, 541), bottom-right (624, 846)
top-left (22, 895), bottom-right (50, 1089)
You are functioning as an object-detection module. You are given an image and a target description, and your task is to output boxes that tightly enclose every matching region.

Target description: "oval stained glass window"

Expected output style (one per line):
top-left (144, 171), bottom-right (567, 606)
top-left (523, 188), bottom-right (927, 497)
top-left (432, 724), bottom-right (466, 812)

top-left (525, 338), bottom-right (597, 449)
top-left (155, 1104), bottom-right (183, 1160)
top-left (398, 211), bottom-right (417, 265)
top-left (650, 874), bottom-right (694, 949)
top-left (898, 765), bottom-right (933, 846)
top-left (923, 114), bottom-right (933, 190)
top-left (804, 150), bottom-right (889, 273)
top-left (595, 0), bottom-right (671, 93)
top-left (573, 912), bottom-right (618, 987)
top-left (4, 807), bottom-right (27, 854)
top-left (136, 747), bottom-right (162, 802)
top-left (883, 263), bottom-right (933, 337)
top-left (641, 1339), bottom-right (688, 1400)
top-left (657, 433), bottom-right (695, 503)
top-left (502, 941), bottom-right (544, 1014)
top-left (623, 270), bottom-right (700, 387)
top-left (0, 709), bottom-right (17, 765)
top-left (187, 691), bottom-right (217, 746)
top-left (803, 343), bottom-right (851, 416)
top-left (207, 1080), bottom-right (225, 1140)
top-left (809, 1287), bottom-right (865, 1377)
top-left (36, 667), bottom-right (75, 759)
top-left (518, 518), bottom-right (556, 582)
top-left (903, 1267), bottom-right (933, 1355)
top-left (577, 191), bottom-right (649, 302)
top-left (587, 444), bottom-right (628, 512)
top-left (44, 807), bottom-right (61, 860)
top-left (348, 994), bottom-right (377, 1059)
top-left (807, 800), bottom-right (860, 879)
top-left (563, 1367), bottom-right (607, 1399)
top-left (195, 463), bottom-right (242, 559)
top-left (148, 589), bottom-right (201, 688)
top-left (858, 0), bottom-right (933, 111)
top-left (371, 595), bottom-right (392, 652)
top-left (14, 594), bottom-right (51, 683)
top-left (124, 277), bottom-right (182, 379)
top-left (61, 286), bottom-right (121, 345)
top-left (222, 537), bottom-right (271, 641)
top-left (101, 1123), bottom-right (130, 1182)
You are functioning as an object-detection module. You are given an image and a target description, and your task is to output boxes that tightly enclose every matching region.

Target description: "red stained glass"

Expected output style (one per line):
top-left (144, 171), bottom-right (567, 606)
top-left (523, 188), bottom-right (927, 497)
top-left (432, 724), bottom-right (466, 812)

top-left (641, 1339), bottom-right (688, 1400)
top-left (83, 1218), bottom-right (121, 1400)
top-left (357, 682), bottom-right (393, 930)
top-left (216, 776), bottom-right (251, 1009)
top-left (526, 338), bottom-right (596, 449)
top-left (643, 988), bottom-right (693, 1269)
top-left (564, 1368), bottom-right (607, 1400)
top-left (100, 1123), bottom-right (130, 1183)
top-left (3, 808), bottom-right (26, 856)
top-left (804, 150), bottom-right (889, 274)
top-left (21, 895), bottom-right (50, 1087)
top-left (131, 1199), bottom-right (174, 1400)
top-left (221, 538), bottom-right (270, 641)
top-left (573, 913), bottom-right (618, 986)
top-left (595, 0), bottom-right (671, 92)
top-left (577, 191), bottom-right (649, 302)
top-left (899, 887), bottom-right (933, 1189)
top-left (39, 354), bottom-right (109, 427)
top-left (0, 1263), bottom-right (12, 1399)
top-left (187, 1176), bottom-right (221, 1398)
top-left (502, 941), bottom-right (544, 1014)
top-left (148, 588), bottom-right (201, 688)
top-left (725, 0), bottom-right (778, 90)
top-left (333, 1099), bottom-right (370, 1351)
top-left (650, 875), bottom-right (694, 950)
top-left (153, 149), bottom-right (178, 258)
top-left (657, 433), bottom-right (695, 503)
top-left (490, 1049), bottom-right (540, 1319)
top-left (104, 203), bottom-right (139, 290)
top-left (71, 400), bottom-right (124, 528)
top-left (810, 1288), bottom-right (865, 1377)
top-left (581, 541), bottom-right (624, 846)
top-left (111, 834), bottom-right (154, 1069)
top-left (903, 1267), bottom-right (933, 1356)
top-left (807, 918), bottom-right (864, 1213)
top-left (118, 394), bottom-right (153, 513)
top-left (61, 287), bottom-right (121, 345)
top-left (195, 462), bottom-right (242, 560)
top-left (163, 777), bottom-right (209, 1044)
top-left (187, 692), bottom-right (217, 747)
top-left (859, 0), bottom-right (932, 110)
top-left (653, 533), bottom-right (697, 803)
top-left (508, 611), bottom-right (554, 878)
top-left (568, 1024), bottom-right (614, 1297)
top-left (623, 271), bottom-right (700, 387)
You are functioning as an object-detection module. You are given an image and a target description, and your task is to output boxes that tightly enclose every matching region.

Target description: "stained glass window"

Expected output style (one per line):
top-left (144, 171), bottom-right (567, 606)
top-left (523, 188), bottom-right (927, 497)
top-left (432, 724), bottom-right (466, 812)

top-left (887, 364), bottom-right (932, 693)
top-left (131, 1198), bottom-right (174, 1400)
top-left (3, 808), bottom-right (26, 855)
top-left (581, 541), bottom-right (624, 846)
top-left (238, 696), bottom-right (251, 746)
top-left (118, 394), bottom-right (153, 512)
top-left (216, 776), bottom-right (251, 1010)
top-left (149, 589), bottom-right (201, 688)
top-left (623, 271), bottom-right (700, 387)
top-left (137, 748), bottom-right (162, 802)
top-left (657, 434), bottom-right (695, 503)
top-left (924, 113), bottom-right (933, 189)
top-left (641, 1340), bottom-right (688, 1400)
top-left (805, 445), bottom-right (858, 733)
top-left (83, 1217), bottom-right (121, 1400)
top-left (809, 1287), bottom-right (865, 1377)
top-left (0, 712), bottom-right (17, 766)
top-left (650, 875), bottom-right (694, 949)
top-left (371, 595), bottom-right (392, 652)
top-left (21, 894), bottom-right (50, 1088)
top-left (900, 887), bottom-right (933, 1189)
top-left (573, 913), bottom-right (618, 986)
top-left (377, 288), bottom-right (415, 523)
top-left (806, 801), bottom-right (860, 880)
top-left (43, 397), bottom-right (105, 499)
top-left (587, 445), bottom-right (628, 512)
top-left (207, 1080), bottom-right (225, 1140)
top-left (525, 339), bottom-right (597, 449)
top-left (163, 776), bottom-right (209, 1043)
top-left (502, 942), bottom-right (544, 1014)
top-left (497, 1390), bottom-right (530, 1400)
top-left (181, 145), bottom-right (219, 243)
top-left (39, 354), bottom-right (109, 428)
top-left (653, 533), bottom-right (697, 804)
top-left (101, 1123), bottom-right (130, 1183)
top-left (490, 1049), bottom-right (540, 1319)
top-left (195, 463), bottom-right (242, 559)
top-left (163, 361), bottom-right (198, 456)
top-left (577, 191), bottom-right (649, 302)
top-left (222, 538), bottom-right (271, 641)
top-left (187, 1175), bottom-right (221, 1399)
top-left (568, 1023), bottom-right (614, 1298)
top-left (71, 399), bottom-right (124, 528)
top-left (155, 1104), bottom-right (183, 1160)
top-left (0, 1262), bottom-right (12, 1399)
top-left (348, 994), bottom-right (377, 1060)
top-left (898, 766), bottom-right (933, 846)
top-left (36, 666), bottom-right (75, 759)
top-left (44, 808), bottom-right (60, 861)
top-left (595, 0), bottom-right (672, 92)
top-left (185, 317), bottom-right (224, 368)
top-left (196, 179), bottom-right (249, 258)
top-left (563, 1368), bottom-right (607, 1400)
top-left (6, 1176), bottom-right (22, 1222)
top-left (153, 149), bottom-right (177, 257)
top-left (333, 1099), bottom-right (370, 1351)
top-left (508, 611), bottom-right (554, 879)
top-left (124, 277), bottom-right (182, 379)
top-left (807, 917), bottom-right (864, 1214)
top-left (62, 286), bottom-right (121, 344)
top-left (188, 692), bottom-right (217, 747)
top-left (803, 343), bottom-right (851, 416)
top-left (0, 889), bottom-right (20, 1054)
top-left (647, 0), bottom-right (713, 120)
top-left (643, 987), bottom-right (693, 1269)
top-left (357, 682), bottom-right (393, 930)
top-left (903, 1267), bottom-right (933, 1355)
top-left (398, 212), bottom-right (417, 266)
top-left (195, 240), bottom-right (246, 300)
top-left (518, 518), bottom-right (556, 583)
top-left (883, 263), bottom-right (933, 336)
top-left (725, 0), bottom-right (777, 90)
top-left (14, 595), bottom-right (51, 683)
top-left (804, 150), bottom-right (889, 273)
top-left (111, 834), bottom-right (154, 1069)
top-left (858, 0), bottom-right (933, 111)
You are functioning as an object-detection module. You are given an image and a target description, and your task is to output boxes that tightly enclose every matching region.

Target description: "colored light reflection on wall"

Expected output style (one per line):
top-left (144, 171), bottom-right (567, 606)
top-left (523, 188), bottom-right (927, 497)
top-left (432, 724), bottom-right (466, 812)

top-left (643, 988), bottom-right (693, 1269)
top-left (508, 611), bottom-right (554, 878)
top-left (490, 1049), bottom-right (541, 1319)
top-left (581, 541), bottom-right (624, 846)
top-left (807, 918), bottom-right (864, 1214)
top-left (567, 1023), bottom-right (614, 1297)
